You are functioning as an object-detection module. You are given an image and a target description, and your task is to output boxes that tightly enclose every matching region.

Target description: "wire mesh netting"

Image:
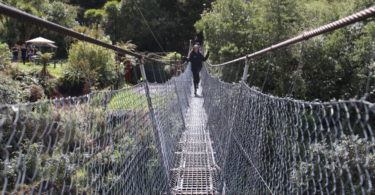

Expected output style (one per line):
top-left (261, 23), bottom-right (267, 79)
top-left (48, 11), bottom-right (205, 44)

top-left (0, 62), bottom-right (192, 194)
top-left (202, 65), bottom-right (375, 195)
top-left (1, 58), bottom-right (375, 195)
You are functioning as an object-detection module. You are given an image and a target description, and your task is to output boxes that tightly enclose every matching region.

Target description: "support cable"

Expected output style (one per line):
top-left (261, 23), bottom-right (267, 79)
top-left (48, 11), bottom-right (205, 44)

top-left (134, 3), bottom-right (166, 53)
top-left (208, 6), bottom-right (375, 67)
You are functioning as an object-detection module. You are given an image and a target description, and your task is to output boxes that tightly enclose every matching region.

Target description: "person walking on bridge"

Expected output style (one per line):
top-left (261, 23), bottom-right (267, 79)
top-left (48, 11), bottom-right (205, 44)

top-left (185, 45), bottom-right (209, 96)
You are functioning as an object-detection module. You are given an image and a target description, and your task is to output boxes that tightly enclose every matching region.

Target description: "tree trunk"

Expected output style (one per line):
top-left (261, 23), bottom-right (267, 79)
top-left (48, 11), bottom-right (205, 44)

top-left (42, 62), bottom-right (47, 76)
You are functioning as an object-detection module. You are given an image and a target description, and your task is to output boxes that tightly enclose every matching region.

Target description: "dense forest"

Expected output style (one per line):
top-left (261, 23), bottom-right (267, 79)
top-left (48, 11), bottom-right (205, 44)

top-left (197, 0), bottom-right (375, 102)
top-left (0, 0), bottom-right (212, 54)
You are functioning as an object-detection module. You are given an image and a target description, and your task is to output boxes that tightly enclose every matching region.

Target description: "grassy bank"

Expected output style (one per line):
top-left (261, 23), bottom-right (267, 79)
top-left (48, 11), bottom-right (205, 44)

top-left (15, 61), bottom-right (66, 78)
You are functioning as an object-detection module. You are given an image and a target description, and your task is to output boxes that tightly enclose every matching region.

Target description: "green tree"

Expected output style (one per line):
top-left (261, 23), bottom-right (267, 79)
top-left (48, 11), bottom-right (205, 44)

top-left (196, 0), bottom-right (374, 101)
top-left (0, 43), bottom-right (11, 68)
top-left (102, 0), bottom-right (121, 42)
top-left (0, 0), bottom-right (78, 57)
top-left (100, 0), bottom-right (214, 53)
top-left (39, 53), bottom-right (53, 76)
top-left (84, 9), bottom-right (105, 28)
top-left (44, 1), bottom-right (78, 28)
top-left (66, 41), bottom-right (116, 89)
top-left (69, 0), bottom-right (108, 9)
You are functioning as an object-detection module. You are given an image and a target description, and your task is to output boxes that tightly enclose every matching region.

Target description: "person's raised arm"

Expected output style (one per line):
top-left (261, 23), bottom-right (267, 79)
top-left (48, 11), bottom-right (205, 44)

top-left (203, 51), bottom-right (210, 61)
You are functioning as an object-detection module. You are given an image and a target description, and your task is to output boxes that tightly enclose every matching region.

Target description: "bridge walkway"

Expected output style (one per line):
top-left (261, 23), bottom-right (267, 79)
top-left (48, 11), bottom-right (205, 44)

top-left (171, 86), bottom-right (220, 195)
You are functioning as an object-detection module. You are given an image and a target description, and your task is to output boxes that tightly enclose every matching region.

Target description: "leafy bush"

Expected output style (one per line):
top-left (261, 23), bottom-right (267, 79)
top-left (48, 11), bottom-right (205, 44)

top-left (2, 64), bottom-right (20, 78)
top-left (291, 135), bottom-right (375, 193)
top-left (0, 42), bottom-right (11, 69)
top-left (163, 52), bottom-right (182, 61)
top-left (84, 9), bottom-right (105, 27)
top-left (39, 52), bottom-right (53, 76)
top-left (0, 74), bottom-right (28, 104)
top-left (66, 41), bottom-right (116, 90)
top-left (58, 72), bottom-right (87, 96)
top-left (4, 68), bottom-right (58, 100)
top-left (162, 52), bottom-right (182, 77)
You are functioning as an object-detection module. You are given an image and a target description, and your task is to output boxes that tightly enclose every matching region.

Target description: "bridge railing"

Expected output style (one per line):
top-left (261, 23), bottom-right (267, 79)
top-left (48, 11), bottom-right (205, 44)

top-left (202, 65), bottom-right (375, 194)
top-left (0, 2), bottom-right (195, 193)
top-left (201, 5), bottom-right (375, 195)
top-left (0, 59), bottom-right (192, 194)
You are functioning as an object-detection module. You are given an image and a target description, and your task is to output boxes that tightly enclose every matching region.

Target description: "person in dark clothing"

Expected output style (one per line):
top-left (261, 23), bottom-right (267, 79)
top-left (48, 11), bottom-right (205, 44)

top-left (20, 44), bottom-right (27, 65)
top-left (11, 45), bottom-right (19, 62)
top-left (185, 45), bottom-right (209, 96)
top-left (27, 46), bottom-right (33, 62)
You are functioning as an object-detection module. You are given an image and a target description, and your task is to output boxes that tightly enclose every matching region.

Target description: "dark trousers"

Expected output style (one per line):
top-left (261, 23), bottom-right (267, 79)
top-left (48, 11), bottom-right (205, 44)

top-left (192, 69), bottom-right (200, 89)
top-left (22, 55), bottom-right (26, 64)
top-left (12, 54), bottom-right (18, 62)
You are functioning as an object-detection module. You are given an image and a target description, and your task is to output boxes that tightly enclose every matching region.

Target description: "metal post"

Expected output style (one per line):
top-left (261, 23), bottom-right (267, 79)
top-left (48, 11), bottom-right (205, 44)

top-left (241, 57), bottom-right (250, 83)
top-left (139, 58), bottom-right (171, 189)
top-left (139, 58), bottom-right (148, 81)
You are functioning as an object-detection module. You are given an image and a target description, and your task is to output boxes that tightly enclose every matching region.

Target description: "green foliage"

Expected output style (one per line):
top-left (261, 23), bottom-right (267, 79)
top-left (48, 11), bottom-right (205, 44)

top-left (291, 135), bottom-right (375, 193)
top-left (84, 9), bottom-right (105, 28)
top-left (0, 73), bottom-right (28, 104)
top-left (16, 62), bottom-right (65, 78)
top-left (2, 66), bottom-right (61, 100)
top-left (108, 90), bottom-right (148, 111)
top-left (162, 52), bottom-right (182, 76)
top-left (102, 1), bottom-right (120, 40)
top-left (69, 0), bottom-right (108, 9)
top-left (0, 0), bottom-right (78, 58)
top-left (0, 43), bottom-right (11, 68)
top-left (39, 53), bottom-right (53, 63)
top-left (99, 0), bottom-right (214, 52)
top-left (66, 41), bottom-right (116, 89)
top-left (44, 1), bottom-right (78, 28)
top-left (39, 52), bottom-right (53, 76)
top-left (1, 0), bottom-right (213, 57)
top-left (163, 52), bottom-right (182, 61)
top-left (197, 0), bottom-right (375, 101)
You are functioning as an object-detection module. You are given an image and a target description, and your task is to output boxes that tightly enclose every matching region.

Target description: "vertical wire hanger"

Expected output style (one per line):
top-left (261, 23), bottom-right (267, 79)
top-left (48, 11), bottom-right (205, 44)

top-left (82, 34), bottom-right (92, 92)
top-left (114, 10), bottom-right (120, 89)
top-left (288, 42), bottom-right (305, 97)
top-left (261, 52), bottom-right (273, 93)
top-left (362, 45), bottom-right (375, 100)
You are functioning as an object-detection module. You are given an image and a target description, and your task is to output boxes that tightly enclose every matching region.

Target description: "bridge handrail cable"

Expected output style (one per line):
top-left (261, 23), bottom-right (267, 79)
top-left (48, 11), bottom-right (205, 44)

top-left (208, 6), bottom-right (375, 67)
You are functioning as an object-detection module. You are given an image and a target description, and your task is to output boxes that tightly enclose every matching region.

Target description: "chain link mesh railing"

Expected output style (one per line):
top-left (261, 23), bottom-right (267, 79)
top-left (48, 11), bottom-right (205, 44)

top-left (0, 62), bottom-right (192, 194)
top-left (1, 59), bottom-right (374, 194)
top-left (202, 64), bottom-right (375, 195)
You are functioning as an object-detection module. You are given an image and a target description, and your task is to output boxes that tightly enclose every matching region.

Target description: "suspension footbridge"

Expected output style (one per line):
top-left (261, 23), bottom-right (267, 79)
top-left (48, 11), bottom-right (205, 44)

top-left (0, 3), bottom-right (375, 195)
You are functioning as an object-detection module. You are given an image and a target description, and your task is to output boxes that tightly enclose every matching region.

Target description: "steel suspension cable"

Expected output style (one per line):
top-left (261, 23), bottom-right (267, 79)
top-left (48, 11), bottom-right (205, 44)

top-left (208, 6), bottom-right (375, 67)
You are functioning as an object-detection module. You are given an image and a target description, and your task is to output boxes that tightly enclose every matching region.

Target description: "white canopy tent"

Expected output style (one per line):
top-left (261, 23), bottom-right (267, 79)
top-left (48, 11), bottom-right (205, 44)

top-left (26, 37), bottom-right (58, 55)
top-left (25, 37), bottom-right (57, 63)
top-left (26, 37), bottom-right (55, 44)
